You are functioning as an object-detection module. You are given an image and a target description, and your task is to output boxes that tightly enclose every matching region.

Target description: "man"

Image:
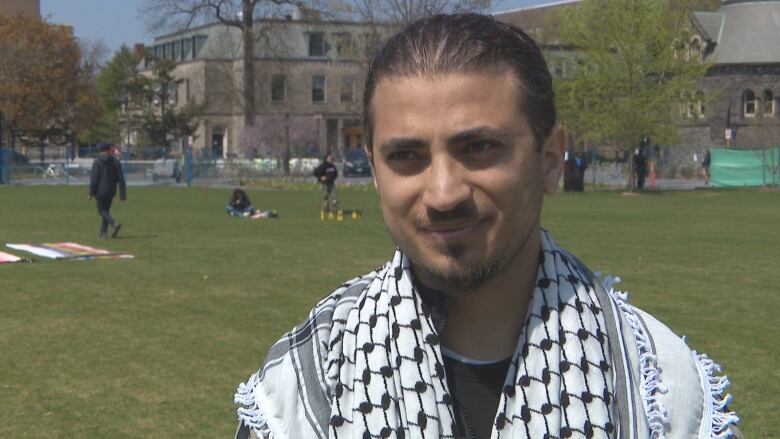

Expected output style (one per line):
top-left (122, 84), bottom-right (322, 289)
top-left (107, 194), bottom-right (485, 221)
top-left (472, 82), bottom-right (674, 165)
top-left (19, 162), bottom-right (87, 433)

top-left (702, 149), bottom-right (712, 185)
top-left (234, 14), bottom-right (739, 439)
top-left (89, 143), bottom-right (126, 238)
top-left (313, 152), bottom-right (339, 219)
top-left (634, 147), bottom-right (648, 191)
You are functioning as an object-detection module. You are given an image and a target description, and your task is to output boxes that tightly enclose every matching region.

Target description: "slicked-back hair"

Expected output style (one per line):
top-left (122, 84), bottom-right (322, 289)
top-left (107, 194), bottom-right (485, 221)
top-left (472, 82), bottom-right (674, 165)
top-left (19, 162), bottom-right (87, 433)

top-left (363, 14), bottom-right (556, 152)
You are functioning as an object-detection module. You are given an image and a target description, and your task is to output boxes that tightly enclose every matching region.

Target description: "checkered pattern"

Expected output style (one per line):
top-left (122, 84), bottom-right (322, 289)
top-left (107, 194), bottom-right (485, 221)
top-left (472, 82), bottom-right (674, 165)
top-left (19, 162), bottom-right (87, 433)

top-left (325, 231), bottom-right (616, 439)
top-left (325, 251), bottom-right (456, 438)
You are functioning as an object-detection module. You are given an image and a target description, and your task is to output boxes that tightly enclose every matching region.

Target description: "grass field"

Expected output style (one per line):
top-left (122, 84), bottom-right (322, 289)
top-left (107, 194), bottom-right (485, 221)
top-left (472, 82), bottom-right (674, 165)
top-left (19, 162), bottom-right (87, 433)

top-left (0, 185), bottom-right (777, 438)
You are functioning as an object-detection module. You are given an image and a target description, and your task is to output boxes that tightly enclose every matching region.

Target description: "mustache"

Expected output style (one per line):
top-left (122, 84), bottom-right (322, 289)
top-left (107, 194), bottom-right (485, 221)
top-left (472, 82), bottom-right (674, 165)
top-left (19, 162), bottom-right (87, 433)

top-left (412, 202), bottom-right (491, 228)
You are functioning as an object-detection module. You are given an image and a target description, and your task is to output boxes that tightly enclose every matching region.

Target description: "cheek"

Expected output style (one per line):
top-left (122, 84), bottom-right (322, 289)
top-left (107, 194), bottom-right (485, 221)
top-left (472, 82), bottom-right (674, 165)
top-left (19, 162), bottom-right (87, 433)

top-left (375, 174), bottom-right (420, 215)
top-left (480, 167), bottom-right (542, 219)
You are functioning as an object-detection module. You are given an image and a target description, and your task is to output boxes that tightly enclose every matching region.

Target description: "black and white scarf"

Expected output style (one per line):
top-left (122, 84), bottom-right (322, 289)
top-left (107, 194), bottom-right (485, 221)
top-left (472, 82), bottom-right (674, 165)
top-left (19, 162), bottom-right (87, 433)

top-left (236, 231), bottom-right (616, 438)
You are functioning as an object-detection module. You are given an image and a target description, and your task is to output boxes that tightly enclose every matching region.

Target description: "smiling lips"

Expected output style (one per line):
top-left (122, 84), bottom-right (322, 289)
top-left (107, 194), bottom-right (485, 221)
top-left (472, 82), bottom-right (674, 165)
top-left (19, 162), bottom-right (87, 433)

top-left (420, 219), bottom-right (487, 243)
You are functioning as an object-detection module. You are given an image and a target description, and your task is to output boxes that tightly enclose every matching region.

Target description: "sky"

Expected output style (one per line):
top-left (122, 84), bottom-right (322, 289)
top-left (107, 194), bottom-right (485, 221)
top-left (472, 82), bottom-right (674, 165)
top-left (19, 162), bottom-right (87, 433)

top-left (42, 0), bottom-right (550, 55)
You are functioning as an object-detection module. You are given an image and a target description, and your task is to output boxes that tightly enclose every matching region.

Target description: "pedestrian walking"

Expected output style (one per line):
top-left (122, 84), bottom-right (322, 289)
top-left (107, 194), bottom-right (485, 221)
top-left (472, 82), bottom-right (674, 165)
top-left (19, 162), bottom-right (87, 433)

top-left (89, 143), bottom-right (126, 238)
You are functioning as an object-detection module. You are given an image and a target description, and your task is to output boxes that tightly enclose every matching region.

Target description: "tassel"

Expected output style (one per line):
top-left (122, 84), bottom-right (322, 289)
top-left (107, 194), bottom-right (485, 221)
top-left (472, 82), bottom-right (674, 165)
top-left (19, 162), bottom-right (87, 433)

top-left (601, 275), bottom-right (670, 439)
top-left (234, 371), bottom-right (275, 437)
top-left (693, 352), bottom-right (740, 438)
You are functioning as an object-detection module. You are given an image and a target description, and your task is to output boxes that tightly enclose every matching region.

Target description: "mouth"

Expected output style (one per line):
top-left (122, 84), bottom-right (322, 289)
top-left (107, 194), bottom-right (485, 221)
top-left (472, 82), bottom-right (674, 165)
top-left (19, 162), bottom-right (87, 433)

top-left (419, 219), bottom-right (487, 243)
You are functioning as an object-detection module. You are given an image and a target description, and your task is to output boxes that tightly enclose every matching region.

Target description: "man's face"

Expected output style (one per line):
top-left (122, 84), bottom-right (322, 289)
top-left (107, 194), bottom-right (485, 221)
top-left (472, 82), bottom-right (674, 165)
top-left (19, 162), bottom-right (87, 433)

top-left (368, 70), bottom-right (563, 292)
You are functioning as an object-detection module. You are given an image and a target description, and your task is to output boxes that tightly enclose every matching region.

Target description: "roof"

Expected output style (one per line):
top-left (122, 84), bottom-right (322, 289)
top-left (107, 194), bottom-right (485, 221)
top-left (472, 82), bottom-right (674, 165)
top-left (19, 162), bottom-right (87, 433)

top-left (691, 11), bottom-right (725, 42)
top-left (705, 0), bottom-right (780, 65)
top-left (493, 0), bottom-right (580, 15)
top-left (493, 0), bottom-right (580, 43)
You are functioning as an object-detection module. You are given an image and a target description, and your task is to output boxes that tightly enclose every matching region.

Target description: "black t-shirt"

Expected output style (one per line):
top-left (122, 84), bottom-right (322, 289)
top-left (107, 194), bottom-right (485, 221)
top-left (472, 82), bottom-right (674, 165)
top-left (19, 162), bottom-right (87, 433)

top-left (443, 352), bottom-right (512, 439)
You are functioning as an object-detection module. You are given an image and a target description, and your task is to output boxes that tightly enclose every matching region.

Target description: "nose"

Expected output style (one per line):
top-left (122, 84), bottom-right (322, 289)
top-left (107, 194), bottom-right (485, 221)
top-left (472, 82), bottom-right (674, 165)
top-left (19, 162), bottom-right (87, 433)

top-left (420, 155), bottom-right (471, 213)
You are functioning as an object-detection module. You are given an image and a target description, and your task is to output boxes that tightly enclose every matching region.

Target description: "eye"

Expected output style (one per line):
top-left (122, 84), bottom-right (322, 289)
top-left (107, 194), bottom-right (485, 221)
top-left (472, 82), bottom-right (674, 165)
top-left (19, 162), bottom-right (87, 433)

top-left (387, 150), bottom-right (422, 161)
top-left (464, 141), bottom-right (498, 154)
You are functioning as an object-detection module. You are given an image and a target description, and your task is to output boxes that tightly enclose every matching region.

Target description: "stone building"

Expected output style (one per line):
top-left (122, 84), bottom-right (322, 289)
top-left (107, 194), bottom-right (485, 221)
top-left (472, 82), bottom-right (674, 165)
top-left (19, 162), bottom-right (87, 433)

top-left (140, 13), bottom-right (395, 159)
top-left (681, 0), bottom-right (780, 148)
top-left (495, 0), bottom-right (780, 152)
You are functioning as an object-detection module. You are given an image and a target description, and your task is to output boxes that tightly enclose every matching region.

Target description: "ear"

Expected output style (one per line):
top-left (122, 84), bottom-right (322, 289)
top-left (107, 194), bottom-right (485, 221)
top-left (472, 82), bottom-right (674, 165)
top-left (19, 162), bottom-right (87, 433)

top-left (364, 145), bottom-right (378, 190)
top-left (541, 124), bottom-right (566, 195)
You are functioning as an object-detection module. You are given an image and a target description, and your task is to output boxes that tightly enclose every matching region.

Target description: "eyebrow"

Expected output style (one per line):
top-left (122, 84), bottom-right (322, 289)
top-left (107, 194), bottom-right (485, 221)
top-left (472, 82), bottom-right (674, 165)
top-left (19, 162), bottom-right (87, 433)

top-left (448, 126), bottom-right (512, 145)
top-left (378, 137), bottom-right (427, 153)
top-left (379, 126), bottom-right (512, 153)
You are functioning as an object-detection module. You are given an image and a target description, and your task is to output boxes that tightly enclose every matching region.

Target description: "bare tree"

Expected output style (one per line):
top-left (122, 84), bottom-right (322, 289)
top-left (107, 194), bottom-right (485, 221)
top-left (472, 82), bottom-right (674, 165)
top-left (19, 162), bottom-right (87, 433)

top-left (139, 0), bottom-right (302, 129)
top-left (344, 0), bottom-right (492, 25)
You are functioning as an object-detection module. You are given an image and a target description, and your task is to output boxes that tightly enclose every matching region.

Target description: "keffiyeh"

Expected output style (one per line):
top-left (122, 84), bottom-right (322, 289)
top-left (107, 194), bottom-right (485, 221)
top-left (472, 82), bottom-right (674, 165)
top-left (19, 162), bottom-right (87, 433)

top-left (236, 231), bottom-right (617, 438)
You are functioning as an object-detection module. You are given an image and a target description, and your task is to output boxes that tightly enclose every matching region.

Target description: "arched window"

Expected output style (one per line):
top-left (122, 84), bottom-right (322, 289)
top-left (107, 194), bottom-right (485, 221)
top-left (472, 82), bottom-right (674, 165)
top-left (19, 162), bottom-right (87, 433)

top-left (689, 38), bottom-right (702, 62)
top-left (695, 90), bottom-right (705, 118)
top-left (744, 89), bottom-right (756, 116)
top-left (680, 92), bottom-right (691, 119)
top-left (673, 39), bottom-right (685, 59)
top-left (763, 90), bottom-right (774, 116)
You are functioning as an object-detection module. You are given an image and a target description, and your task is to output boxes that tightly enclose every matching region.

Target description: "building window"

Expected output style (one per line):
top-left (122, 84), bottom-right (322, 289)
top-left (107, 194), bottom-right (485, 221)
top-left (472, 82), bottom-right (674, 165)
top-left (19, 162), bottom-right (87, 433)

top-left (271, 75), bottom-right (286, 102)
top-left (363, 32), bottom-right (381, 57)
top-left (309, 33), bottom-right (325, 57)
top-left (312, 76), bottom-right (326, 102)
top-left (763, 90), bottom-right (774, 116)
top-left (689, 38), bottom-right (701, 62)
top-left (695, 90), bottom-right (705, 118)
top-left (173, 41), bottom-right (181, 60)
top-left (335, 33), bottom-right (352, 55)
top-left (182, 38), bottom-right (192, 60)
top-left (680, 91), bottom-right (692, 119)
top-left (168, 82), bottom-right (179, 106)
top-left (193, 35), bottom-right (208, 58)
top-left (673, 39), bottom-right (685, 59)
top-left (340, 77), bottom-right (354, 102)
top-left (744, 89), bottom-right (756, 116)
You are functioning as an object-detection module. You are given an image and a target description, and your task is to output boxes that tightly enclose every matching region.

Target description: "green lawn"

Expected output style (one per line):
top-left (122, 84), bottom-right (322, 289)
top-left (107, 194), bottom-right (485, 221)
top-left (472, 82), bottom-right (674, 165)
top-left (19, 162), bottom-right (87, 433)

top-left (0, 185), bottom-right (776, 438)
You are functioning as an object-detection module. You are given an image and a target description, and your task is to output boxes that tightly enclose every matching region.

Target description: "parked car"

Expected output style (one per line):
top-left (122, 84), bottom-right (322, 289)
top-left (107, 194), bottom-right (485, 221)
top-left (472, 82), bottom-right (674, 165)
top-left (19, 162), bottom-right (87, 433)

top-left (11, 150), bottom-right (29, 164)
top-left (343, 148), bottom-right (371, 177)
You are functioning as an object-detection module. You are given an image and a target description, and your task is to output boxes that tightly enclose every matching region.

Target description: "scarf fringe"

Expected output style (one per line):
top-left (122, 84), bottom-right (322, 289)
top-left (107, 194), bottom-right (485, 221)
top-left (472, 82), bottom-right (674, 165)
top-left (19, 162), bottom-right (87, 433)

top-left (601, 275), bottom-right (670, 439)
top-left (693, 352), bottom-right (740, 438)
top-left (234, 371), bottom-right (275, 438)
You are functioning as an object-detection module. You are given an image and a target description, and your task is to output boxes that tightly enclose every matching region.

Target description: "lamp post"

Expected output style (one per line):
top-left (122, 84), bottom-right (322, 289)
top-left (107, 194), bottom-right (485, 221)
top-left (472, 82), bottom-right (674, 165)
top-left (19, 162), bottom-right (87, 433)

top-left (284, 112), bottom-right (291, 176)
top-left (0, 109), bottom-right (7, 185)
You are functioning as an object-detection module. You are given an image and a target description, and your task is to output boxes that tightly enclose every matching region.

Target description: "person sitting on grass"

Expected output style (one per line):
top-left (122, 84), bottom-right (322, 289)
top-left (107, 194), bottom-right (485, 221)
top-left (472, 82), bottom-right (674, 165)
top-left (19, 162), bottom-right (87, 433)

top-left (226, 188), bottom-right (278, 219)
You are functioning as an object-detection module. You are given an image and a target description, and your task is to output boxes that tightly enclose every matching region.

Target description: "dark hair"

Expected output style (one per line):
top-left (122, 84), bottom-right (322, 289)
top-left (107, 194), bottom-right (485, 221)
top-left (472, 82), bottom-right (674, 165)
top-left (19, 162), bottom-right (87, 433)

top-left (232, 188), bottom-right (249, 201)
top-left (363, 14), bottom-right (556, 151)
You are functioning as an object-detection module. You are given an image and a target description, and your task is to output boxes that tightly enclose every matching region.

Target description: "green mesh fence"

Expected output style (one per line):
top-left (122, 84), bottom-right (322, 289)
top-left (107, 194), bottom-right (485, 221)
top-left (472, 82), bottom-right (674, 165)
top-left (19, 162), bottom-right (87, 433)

top-left (711, 147), bottom-right (780, 187)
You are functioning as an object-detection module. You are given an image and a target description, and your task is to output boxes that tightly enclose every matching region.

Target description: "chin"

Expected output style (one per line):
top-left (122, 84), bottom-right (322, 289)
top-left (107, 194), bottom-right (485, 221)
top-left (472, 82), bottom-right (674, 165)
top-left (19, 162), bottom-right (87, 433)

top-left (407, 245), bottom-right (500, 293)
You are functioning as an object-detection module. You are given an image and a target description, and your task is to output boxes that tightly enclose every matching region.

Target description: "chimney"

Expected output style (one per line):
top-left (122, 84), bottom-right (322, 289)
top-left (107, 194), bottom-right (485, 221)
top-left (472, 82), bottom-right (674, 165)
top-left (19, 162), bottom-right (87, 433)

top-left (134, 44), bottom-right (145, 62)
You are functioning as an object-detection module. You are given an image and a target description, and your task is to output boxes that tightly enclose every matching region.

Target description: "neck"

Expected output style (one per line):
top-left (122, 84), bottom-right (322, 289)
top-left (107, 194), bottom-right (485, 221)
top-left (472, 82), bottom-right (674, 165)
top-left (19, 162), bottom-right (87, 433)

top-left (436, 228), bottom-right (541, 361)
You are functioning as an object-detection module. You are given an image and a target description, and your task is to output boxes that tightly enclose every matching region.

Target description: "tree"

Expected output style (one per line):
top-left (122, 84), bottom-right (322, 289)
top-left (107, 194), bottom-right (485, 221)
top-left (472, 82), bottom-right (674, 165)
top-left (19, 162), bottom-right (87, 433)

top-left (342, 0), bottom-right (491, 25)
top-left (80, 44), bottom-right (137, 145)
top-left (133, 58), bottom-right (205, 155)
top-left (553, 0), bottom-right (711, 189)
top-left (0, 14), bottom-right (101, 161)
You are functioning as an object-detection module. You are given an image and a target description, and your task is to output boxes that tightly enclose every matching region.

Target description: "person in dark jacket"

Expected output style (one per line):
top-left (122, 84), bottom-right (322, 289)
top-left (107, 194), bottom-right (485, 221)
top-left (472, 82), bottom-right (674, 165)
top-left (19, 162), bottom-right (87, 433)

top-left (634, 147), bottom-right (648, 190)
top-left (313, 153), bottom-right (339, 219)
top-left (702, 150), bottom-right (711, 185)
top-left (226, 188), bottom-right (278, 219)
top-left (89, 143), bottom-right (126, 238)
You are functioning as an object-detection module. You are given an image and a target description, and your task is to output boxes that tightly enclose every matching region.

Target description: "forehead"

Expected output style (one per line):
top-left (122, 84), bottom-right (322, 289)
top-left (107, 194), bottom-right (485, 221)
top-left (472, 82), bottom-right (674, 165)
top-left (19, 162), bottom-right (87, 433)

top-left (371, 70), bottom-right (528, 140)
